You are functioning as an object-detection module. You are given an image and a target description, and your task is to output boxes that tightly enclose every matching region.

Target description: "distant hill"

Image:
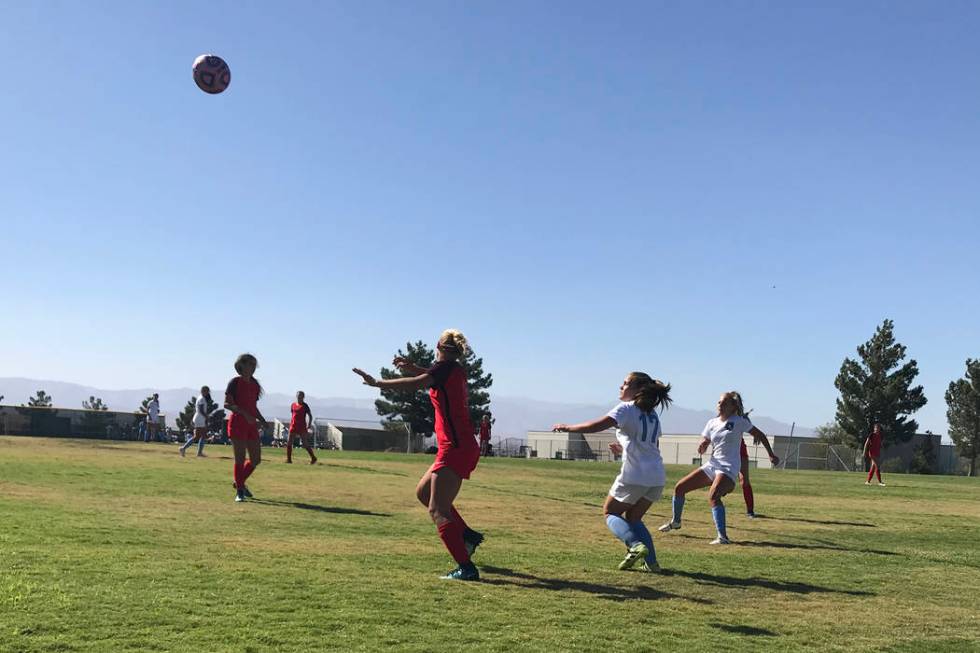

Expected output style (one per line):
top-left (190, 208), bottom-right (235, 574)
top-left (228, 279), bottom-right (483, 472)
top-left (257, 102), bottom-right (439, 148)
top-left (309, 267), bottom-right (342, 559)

top-left (0, 378), bottom-right (813, 438)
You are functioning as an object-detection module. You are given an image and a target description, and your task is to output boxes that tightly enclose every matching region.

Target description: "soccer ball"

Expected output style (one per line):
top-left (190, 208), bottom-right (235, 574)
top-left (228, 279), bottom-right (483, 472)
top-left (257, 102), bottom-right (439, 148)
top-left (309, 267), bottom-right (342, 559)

top-left (192, 54), bottom-right (231, 94)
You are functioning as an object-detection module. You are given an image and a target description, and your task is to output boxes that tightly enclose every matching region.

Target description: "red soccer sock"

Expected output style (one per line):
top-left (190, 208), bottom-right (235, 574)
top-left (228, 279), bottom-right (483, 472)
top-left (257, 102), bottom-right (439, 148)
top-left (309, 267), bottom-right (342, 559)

top-left (742, 483), bottom-right (755, 513)
top-left (437, 520), bottom-right (470, 565)
top-left (874, 467), bottom-right (882, 483)
top-left (242, 460), bottom-right (256, 482)
top-left (450, 506), bottom-right (468, 531)
top-left (233, 463), bottom-right (245, 490)
top-left (286, 442), bottom-right (293, 462)
top-left (867, 467), bottom-right (875, 482)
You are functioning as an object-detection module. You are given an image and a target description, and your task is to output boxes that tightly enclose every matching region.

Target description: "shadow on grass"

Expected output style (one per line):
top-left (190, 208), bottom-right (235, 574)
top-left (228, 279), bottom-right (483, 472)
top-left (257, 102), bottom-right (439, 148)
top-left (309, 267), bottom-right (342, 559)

top-left (670, 533), bottom-right (898, 557)
top-left (762, 515), bottom-right (876, 528)
top-left (251, 498), bottom-right (391, 517)
top-left (479, 566), bottom-right (712, 604)
top-left (710, 623), bottom-right (777, 636)
top-left (320, 463), bottom-right (410, 477)
top-left (659, 568), bottom-right (873, 596)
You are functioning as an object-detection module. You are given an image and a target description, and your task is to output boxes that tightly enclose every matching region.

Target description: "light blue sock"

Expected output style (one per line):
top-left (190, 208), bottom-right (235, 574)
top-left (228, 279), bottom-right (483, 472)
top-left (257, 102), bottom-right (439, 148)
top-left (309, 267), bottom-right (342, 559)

top-left (631, 520), bottom-right (657, 565)
top-left (672, 494), bottom-right (686, 524)
top-left (711, 504), bottom-right (728, 539)
top-left (180, 438), bottom-right (193, 453)
top-left (605, 515), bottom-right (639, 547)
top-left (197, 438), bottom-right (206, 455)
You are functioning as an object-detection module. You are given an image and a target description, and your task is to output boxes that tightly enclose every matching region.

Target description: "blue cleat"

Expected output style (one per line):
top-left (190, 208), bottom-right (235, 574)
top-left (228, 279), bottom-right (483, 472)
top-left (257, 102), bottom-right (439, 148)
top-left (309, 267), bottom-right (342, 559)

top-left (440, 563), bottom-right (480, 581)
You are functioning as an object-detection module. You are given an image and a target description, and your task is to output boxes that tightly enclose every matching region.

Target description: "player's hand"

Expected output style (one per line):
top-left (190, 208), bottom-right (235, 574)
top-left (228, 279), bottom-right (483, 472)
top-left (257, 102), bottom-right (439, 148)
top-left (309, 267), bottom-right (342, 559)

top-left (552, 423), bottom-right (570, 432)
top-left (608, 442), bottom-right (623, 455)
top-left (697, 441), bottom-right (709, 455)
top-left (392, 356), bottom-right (411, 370)
top-left (770, 455), bottom-right (780, 466)
top-left (353, 368), bottom-right (378, 387)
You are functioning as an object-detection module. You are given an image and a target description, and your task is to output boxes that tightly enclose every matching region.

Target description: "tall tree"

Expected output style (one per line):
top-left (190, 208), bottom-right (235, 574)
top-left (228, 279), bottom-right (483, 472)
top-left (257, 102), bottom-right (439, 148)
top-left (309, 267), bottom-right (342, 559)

top-left (25, 390), bottom-right (53, 408)
top-left (176, 397), bottom-right (196, 432)
top-left (82, 396), bottom-right (108, 411)
top-left (834, 319), bottom-right (927, 448)
top-left (374, 340), bottom-right (493, 437)
top-left (945, 358), bottom-right (980, 477)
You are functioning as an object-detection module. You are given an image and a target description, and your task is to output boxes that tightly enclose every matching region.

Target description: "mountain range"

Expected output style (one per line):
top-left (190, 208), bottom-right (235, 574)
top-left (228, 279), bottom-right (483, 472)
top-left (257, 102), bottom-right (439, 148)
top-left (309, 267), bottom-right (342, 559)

top-left (0, 377), bottom-right (814, 439)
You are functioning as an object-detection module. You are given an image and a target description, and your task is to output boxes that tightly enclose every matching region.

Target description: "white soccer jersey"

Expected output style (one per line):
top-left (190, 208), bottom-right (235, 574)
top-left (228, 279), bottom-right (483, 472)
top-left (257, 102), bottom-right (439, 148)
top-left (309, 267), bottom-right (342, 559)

top-left (701, 415), bottom-right (753, 477)
top-left (606, 401), bottom-right (666, 487)
top-left (192, 396), bottom-right (209, 428)
top-left (147, 399), bottom-right (160, 421)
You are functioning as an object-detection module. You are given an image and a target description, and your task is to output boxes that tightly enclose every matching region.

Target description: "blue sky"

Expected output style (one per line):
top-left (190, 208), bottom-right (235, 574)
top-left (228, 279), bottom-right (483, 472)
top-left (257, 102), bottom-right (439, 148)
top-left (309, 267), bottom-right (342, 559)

top-left (1, 1), bottom-right (978, 435)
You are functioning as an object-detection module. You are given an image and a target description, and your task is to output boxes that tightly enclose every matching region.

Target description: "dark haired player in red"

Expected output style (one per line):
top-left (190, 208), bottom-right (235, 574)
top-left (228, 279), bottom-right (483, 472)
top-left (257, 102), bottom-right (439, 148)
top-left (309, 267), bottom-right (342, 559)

top-left (287, 391), bottom-right (317, 464)
top-left (225, 353), bottom-right (267, 502)
top-left (353, 328), bottom-right (484, 581)
top-left (863, 423), bottom-right (885, 486)
top-left (479, 414), bottom-right (492, 456)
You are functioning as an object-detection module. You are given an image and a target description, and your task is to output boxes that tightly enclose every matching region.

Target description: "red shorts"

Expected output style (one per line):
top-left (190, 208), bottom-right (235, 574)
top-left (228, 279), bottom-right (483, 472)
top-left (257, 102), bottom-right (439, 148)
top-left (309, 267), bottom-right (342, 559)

top-left (290, 428), bottom-right (308, 437)
top-left (228, 421), bottom-right (260, 441)
top-left (431, 445), bottom-right (480, 480)
top-left (868, 449), bottom-right (881, 458)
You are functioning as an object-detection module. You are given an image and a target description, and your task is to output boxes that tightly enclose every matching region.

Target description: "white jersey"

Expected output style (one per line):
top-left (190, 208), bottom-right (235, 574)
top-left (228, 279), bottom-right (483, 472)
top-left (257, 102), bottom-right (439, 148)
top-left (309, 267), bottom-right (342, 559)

top-left (147, 399), bottom-right (160, 422)
top-left (606, 401), bottom-right (666, 487)
top-left (701, 415), bottom-right (753, 478)
top-left (192, 396), bottom-right (209, 428)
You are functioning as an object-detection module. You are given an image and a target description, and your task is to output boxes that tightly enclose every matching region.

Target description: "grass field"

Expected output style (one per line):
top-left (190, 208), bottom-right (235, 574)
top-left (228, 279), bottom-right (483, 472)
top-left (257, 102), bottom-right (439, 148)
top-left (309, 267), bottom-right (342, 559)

top-left (1, 437), bottom-right (979, 652)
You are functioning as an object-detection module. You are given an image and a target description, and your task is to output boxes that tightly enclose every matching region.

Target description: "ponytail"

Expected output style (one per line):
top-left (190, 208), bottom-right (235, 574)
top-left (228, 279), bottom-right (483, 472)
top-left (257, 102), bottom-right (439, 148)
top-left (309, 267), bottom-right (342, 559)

top-left (630, 372), bottom-right (672, 413)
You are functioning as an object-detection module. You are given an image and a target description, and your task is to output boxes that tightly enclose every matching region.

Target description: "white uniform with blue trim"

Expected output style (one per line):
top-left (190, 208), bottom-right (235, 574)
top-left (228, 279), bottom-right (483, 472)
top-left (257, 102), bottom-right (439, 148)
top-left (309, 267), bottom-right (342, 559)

top-left (606, 401), bottom-right (666, 504)
top-left (700, 415), bottom-right (753, 482)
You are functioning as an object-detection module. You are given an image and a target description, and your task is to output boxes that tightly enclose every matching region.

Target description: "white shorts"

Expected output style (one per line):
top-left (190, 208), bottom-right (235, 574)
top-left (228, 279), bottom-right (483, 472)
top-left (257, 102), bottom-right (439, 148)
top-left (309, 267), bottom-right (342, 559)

top-left (700, 460), bottom-right (738, 483)
top-left (609, 480), bottom-right (664, 505)
top-left (192, 415), bottom-right (207, 428)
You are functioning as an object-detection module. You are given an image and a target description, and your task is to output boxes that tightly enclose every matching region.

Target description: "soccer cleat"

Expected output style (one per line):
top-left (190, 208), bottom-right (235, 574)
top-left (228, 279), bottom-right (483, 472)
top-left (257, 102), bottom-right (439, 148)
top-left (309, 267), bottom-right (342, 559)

top-left (196, 453), bottom-right (206, 458)
top-left (242, 486), bottom-right (253, 499)
top-left (746, 512), bottom-right (757, 519)
top-left (285, 459), bottom-right (293, 464)
top-left (310, 457), bottom-right (318, 465)
top-left (865, 481), bottom-right (872, 485)
top-left (658, 521), bottom-right (681, 533)
top-left (710, 535), bottom-right (732, 545)
top-left (179, 449), bottom-right (185, 457)
top-left (440, 563), bottom-right (480, 581)
top-left (235, 491), bottom-right (246, 503)
top-left (463, 529), bottom-right (485, 557)
top-left (618, 542), bottom-right (649, 570)
top-left (637, 560), bottom-right (661, 573)
top-left (879, 482), bottom-right (886, 487)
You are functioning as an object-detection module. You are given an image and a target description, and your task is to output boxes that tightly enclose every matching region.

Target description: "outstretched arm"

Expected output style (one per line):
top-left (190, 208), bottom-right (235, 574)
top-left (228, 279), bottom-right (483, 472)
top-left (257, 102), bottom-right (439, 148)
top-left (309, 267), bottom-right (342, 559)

top-left (392, 356), bottom-right (427, 377)
top-left (552, 415), bottom-right (617, 434)
top-left (749, 426), bottom-right (779, 464)
top-left (353, 368), bottom-right (432, 393)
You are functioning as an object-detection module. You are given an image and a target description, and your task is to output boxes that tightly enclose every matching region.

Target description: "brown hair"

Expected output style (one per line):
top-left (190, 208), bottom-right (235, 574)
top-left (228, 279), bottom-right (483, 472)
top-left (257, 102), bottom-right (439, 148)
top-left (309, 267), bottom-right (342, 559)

top-left (234, 353), bottom-right (263, 397)
top-left (722, 391), bottom-right (746, 417)
top-left (629, 372), bottom-right (672, 413)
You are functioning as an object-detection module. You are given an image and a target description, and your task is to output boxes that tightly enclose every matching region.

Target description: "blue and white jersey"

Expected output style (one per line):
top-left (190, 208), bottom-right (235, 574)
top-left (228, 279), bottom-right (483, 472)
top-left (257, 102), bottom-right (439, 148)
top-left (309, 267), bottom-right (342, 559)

top-left (607, 401), bottom-right (666, 486)
top-left (701, 415), bottom-right (753, 476)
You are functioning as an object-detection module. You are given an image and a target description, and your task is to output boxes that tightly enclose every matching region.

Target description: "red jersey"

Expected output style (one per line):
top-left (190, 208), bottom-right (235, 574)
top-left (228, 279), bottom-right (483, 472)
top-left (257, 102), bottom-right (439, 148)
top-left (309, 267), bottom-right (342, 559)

top-left (428, 360), bottom-right (475, 449)
top-left (479, 421), bottom-right (491, 442)
top-left (290, 402), bottom-right (311, 433)
top-left (867, 431), bottom-right (883, 456)
top-left (226, 377), bottom-right (260, 432)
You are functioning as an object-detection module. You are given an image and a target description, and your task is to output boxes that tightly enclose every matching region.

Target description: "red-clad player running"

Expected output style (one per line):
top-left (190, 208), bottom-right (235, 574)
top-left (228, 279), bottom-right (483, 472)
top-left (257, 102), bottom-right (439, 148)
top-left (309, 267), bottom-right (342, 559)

top-left (224, 354), bottom-right (268, 503)
top-left (354, 329), bottom-right (484, 581)
top-left (863, 423), bottom-right (885, 486)
top-left (479, 414), bottom-right (492, 456)
top-left (287, 391), bottom-right (317, 465)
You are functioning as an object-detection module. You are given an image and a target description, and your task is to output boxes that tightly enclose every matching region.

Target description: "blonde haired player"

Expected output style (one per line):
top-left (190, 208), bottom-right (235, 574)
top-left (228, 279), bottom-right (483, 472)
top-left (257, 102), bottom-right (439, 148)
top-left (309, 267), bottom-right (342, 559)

top-left (554, 372), bottom-right (672, 572)
top-left (353, 329), bottom-right (484, 581)
top-left (659, 391), bottom-right (776, 544)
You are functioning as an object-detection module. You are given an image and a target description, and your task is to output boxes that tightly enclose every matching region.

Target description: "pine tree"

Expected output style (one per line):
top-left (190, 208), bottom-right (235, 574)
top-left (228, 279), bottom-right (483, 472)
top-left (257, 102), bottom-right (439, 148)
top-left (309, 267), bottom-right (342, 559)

top-left (945, 358), bottom-right (980, 477)
top-left (136, 395), bottom-right (155, 414)
top-left (176, 397), bottom-right (196, 432)
top-left (834, 319), bottom-right (927, 448)
top-left (374, 340), bottom-right (493, 437)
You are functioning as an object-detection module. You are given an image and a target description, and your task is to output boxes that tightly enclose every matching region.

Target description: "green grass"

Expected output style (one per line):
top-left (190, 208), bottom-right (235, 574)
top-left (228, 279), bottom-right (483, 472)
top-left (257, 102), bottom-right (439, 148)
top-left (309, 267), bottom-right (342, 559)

top-left (1, 437), bottom-right (979, 652)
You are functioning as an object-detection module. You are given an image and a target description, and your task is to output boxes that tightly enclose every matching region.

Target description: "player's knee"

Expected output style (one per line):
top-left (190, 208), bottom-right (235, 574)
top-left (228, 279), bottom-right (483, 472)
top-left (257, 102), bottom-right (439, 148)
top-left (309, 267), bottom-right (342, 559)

top-left (428, 506), bottom-right (449, 523)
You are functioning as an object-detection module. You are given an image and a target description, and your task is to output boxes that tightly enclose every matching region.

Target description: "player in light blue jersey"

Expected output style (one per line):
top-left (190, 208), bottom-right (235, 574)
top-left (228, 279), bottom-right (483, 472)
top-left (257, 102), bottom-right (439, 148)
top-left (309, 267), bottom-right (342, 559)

top-left (554, 372), bottom-right (672, 572)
